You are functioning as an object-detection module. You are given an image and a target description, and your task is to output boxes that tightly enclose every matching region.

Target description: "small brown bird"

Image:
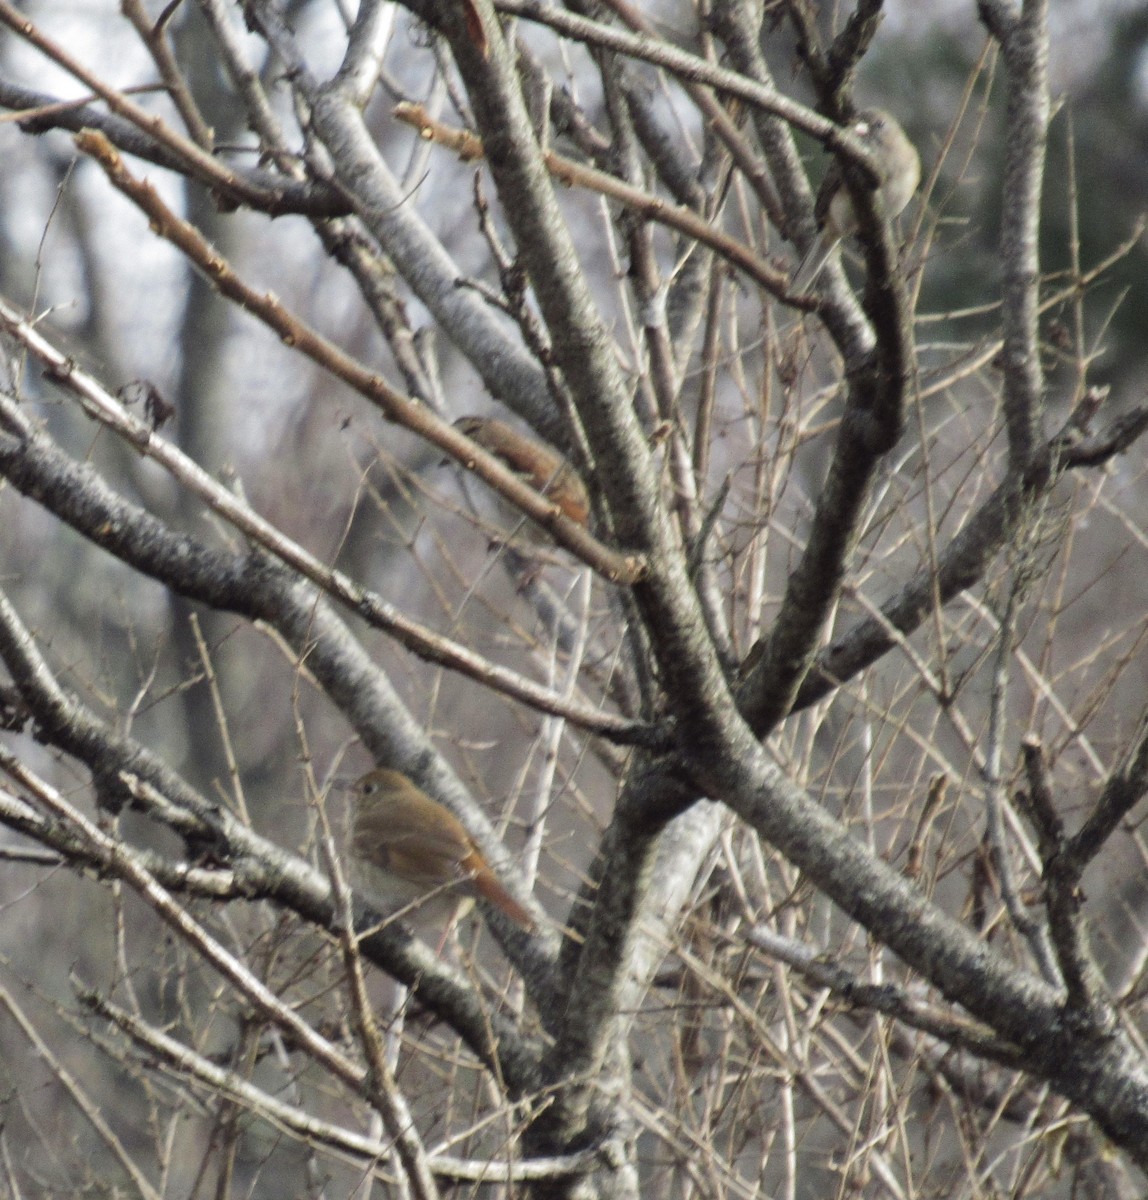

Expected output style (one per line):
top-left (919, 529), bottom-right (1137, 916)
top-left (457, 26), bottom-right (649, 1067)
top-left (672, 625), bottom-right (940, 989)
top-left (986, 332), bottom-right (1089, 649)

top-left (454, 415), bottom-right (591, 528)
top-left (346, 768), bottom-right (534, 929)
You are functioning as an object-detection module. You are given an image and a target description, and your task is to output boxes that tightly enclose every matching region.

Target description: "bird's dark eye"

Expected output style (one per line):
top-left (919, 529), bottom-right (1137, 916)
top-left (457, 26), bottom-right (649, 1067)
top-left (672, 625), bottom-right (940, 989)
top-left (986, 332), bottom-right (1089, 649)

top-left (362, 782), bottom-right (376, 796)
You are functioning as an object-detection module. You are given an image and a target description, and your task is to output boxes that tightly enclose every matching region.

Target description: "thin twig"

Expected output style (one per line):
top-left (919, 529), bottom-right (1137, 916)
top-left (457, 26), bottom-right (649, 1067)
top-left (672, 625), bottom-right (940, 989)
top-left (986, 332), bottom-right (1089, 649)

top-left (72, 128), bottom-right (643, 587)
top-left (394, 102), bottom-right (793, 302)
top-left (0, 304), bottom-right (658, 746)
top-left (0, 987), bottom-right (163, 1200)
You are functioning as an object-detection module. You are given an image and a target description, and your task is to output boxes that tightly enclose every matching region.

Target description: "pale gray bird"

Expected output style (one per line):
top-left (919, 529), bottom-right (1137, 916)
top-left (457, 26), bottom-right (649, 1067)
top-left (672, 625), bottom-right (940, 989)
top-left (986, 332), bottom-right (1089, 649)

top-left (792, 108), bottom-right (920, 292)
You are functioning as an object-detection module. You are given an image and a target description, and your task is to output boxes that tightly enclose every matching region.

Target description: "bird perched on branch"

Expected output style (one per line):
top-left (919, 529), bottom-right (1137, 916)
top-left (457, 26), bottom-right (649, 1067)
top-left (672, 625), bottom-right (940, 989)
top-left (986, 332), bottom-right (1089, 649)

top-left (454, 415), bottom-right (590, 528)
top-left (344, 767), bottom-right (534, 931)
top-left (792, 108), bottom-right (920, 292)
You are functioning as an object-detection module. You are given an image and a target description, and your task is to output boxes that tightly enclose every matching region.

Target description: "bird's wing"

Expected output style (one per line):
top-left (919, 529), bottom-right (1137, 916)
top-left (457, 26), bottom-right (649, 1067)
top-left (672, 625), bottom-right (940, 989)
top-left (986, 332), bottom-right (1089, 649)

top-left (813, 158), bottom-right (842, 227)
top-left (351, 793), bottom-right (476, 887)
